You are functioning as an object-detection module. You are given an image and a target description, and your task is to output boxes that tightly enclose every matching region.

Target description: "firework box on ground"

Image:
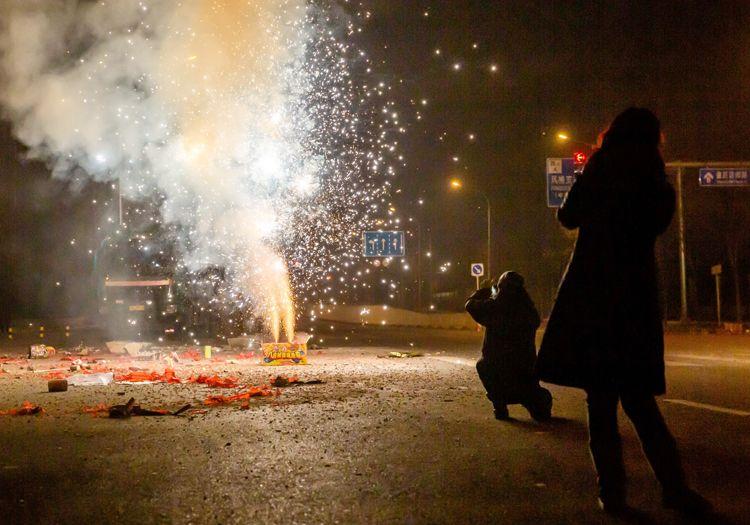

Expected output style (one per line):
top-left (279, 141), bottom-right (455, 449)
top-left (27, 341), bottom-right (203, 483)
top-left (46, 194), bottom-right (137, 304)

top-left (29, 345), bottom-right (55, 359)
top-left (261, 342), bottom-right (308, 366)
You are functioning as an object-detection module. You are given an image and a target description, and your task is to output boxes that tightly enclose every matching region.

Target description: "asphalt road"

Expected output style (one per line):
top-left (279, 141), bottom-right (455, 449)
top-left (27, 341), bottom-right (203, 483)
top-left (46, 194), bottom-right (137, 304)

top-left (0, 325), bottom-right (748, 524)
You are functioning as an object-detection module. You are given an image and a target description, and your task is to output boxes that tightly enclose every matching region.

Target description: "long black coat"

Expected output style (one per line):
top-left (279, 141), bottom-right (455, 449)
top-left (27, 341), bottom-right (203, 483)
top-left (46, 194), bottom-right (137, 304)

top-left (466, 282), bottom-right (541, 400)
top-left (536, 146), bottom-right (675, 394)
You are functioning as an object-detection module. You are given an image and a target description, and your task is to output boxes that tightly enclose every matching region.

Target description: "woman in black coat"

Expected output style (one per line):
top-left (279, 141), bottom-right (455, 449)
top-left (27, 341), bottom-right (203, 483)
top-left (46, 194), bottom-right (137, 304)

top-left (536, 108), bottom-right (710, 516)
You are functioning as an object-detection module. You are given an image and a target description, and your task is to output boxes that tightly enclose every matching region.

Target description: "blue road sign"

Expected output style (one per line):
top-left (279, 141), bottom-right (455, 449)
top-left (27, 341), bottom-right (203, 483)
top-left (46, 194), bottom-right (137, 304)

top-left (546, 157), bottom-right (575, 208)
top-left (363, 231), bottom-right (405, 257)
top-left (699, 168), bottom-right (749, 187)
top-left (470, 263), bottom-right (484, 277)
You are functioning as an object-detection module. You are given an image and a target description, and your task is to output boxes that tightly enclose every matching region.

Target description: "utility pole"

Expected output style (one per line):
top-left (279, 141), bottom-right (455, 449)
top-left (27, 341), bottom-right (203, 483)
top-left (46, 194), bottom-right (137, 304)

top-left (117, 179), bottom-right (123, 226)
top-left (484, 193), bottom-right (492, 278)
top-left (416, 220), bottom-right (422, 311)
top-left (712, 264), bottom-right (722, 325)
top-left (675, 166), bottom-right (688, 323)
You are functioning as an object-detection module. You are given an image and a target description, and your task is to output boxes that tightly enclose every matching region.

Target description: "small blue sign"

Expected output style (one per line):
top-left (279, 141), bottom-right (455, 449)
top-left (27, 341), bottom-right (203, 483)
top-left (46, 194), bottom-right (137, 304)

top-left (546, 157), bottom-right (576, 208)
top-left (699, 168), bottom-right (749, 187)
top-left (363, 231), bottom-right (405, 257)
top-left (470, 263), bottom-right (484, 277)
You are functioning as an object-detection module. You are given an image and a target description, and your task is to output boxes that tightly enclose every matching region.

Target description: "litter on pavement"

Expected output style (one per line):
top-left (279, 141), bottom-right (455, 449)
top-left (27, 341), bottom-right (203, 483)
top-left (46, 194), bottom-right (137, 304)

top-left (378, 351), bottom-right (424, 359)
top-left (68, 372), bottom-right (114, 386)
top-left (0, 400), bottom-right (44, 416)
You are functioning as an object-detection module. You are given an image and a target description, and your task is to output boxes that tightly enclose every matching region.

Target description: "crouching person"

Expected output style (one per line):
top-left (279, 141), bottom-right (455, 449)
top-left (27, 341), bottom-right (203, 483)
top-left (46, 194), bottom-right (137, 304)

top-left (465, 271), bottom-right (552, 421)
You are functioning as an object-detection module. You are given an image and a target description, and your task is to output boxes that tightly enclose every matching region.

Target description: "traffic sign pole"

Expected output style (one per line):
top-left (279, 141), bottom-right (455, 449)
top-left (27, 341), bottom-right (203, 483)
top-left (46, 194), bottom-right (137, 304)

top-left (470, 263), bottom-right (484, 290)
top-left (675, 166), bottom-right (688, 323)
top-left (712, 264), bottom-right (723, 326)
top-left (667, 161), bottom-right (750, 323)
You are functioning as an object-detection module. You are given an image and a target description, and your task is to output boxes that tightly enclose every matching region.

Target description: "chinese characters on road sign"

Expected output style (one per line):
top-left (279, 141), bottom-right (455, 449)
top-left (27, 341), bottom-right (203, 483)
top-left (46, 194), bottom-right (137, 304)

top-left (699, 168), bottom-right (749, 187)
top-left (546, 158), bottom-right (576, 208)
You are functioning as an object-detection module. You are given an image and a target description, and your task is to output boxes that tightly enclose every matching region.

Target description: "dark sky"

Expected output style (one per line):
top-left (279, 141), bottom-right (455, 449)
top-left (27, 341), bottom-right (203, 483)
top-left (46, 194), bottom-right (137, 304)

top-left (356, 0), bottom-right (750, 315)
top-left (2, 0), bottom-right (750, 318)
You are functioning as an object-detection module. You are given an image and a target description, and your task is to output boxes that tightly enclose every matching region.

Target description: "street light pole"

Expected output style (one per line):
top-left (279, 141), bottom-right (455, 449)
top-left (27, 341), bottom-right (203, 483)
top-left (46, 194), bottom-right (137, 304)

top-left (482, 192), bottom-right (492, 278)
top-left (416, 220), bottom-right (423, 311)
top-left (675, 166), bottom-right (688, 323)
top-left (449, 178), bottom-right (492, 278)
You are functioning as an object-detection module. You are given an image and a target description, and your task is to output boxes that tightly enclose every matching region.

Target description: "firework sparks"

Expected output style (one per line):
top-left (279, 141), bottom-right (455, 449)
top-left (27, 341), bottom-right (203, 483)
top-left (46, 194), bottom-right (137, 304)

top-left (0, 1), bottom-right (397, 341)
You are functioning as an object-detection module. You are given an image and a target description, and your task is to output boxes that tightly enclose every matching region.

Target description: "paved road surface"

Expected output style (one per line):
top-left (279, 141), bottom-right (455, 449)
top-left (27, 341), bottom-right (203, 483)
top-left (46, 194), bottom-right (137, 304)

top-left (0, 325), bottom-right (748, 524)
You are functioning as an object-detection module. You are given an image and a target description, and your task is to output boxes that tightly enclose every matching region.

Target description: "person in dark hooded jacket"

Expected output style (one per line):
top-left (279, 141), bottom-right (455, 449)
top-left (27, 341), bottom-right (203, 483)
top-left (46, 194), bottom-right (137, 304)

top-left (466, 271), bottom-right (552, 421)
top-left (536, 108), bottom-right (711, 517)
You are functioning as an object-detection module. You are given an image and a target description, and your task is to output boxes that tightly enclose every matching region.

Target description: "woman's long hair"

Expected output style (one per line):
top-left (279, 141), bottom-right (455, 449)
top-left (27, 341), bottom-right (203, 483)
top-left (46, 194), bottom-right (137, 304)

top-left (597, 108), bottom-right (665, 182)
top-left (601, 107), bottom-right (661, 150)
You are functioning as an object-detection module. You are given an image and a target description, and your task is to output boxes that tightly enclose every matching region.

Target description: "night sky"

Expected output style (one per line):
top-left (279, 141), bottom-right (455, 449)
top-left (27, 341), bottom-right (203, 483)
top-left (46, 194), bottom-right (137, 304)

top-left (2, 0), bottom-right (750, 319)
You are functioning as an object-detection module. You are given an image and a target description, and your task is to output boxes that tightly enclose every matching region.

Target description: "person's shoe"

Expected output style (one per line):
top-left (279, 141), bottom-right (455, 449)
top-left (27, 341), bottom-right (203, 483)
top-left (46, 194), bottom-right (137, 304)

top-left (494, 405), bottom-right (509, 420)
top-left (524, 388), bottom-right (553, 422)
top-left (597, 495), bottom-right (629, 515)
top-left (663, 487), bottom-right (712, 516)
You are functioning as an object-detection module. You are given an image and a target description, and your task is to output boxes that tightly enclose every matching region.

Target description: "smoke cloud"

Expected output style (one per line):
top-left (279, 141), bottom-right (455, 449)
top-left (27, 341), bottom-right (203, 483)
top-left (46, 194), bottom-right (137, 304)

top-left (0, 0), bottom-right (379, 341)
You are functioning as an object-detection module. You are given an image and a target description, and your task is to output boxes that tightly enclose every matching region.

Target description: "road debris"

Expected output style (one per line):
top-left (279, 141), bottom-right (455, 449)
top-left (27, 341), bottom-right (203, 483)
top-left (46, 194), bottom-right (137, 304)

top-left (377, 351), bottom-right (424, 359)
top-left (29, 345), bottom-right (56, 359)
top-left (82, 398), bottom-right (193, 419)
top-left (189, 374), bottom-right (238, 388)
top-left (203, 385), bottom-right (276, 407)
top-left (270, 375), bottom-right (325, 387)
top-left (0, 401), bottom-right (44, 416)
top-left (68, 372), bottom-right (114, 386)
top-left (48, 379), bottom-right (68, 392)
top-left (115, 368), bottom-right (180, 384)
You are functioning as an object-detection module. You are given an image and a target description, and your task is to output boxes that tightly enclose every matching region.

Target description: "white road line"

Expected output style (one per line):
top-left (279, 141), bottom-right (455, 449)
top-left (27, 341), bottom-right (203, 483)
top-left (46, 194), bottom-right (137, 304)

top-left (667, 353), bottom-right (750, 366)
top-left (430, 357), bottom-right (750, 417)
top-left (663, 399), bottom-right (750, 417)
top-left (665, 361), bottom-right (705, 367)
top-left (429, 356), bottom-right (475, 367)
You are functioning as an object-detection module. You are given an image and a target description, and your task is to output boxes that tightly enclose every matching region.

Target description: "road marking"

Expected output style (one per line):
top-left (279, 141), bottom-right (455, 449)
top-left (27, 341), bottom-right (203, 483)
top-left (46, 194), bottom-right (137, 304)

top-left (667, 354), bottom-right (750, 366)
top-left (429, 356), bottom-right (475, 367)
top-left (430, 357), bottom-right (750, 417)
top-left (665, 361), bottom-right (704, 367)
top-left (663, 399), bottom-right (750, 417)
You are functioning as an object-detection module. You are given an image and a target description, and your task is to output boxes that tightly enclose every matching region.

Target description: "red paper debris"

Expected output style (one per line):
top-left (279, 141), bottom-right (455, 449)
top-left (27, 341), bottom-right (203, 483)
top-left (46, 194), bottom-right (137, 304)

top-left (203, 385), bottom-right (274, 406)
top-left (0, 401), bottom-right (44, 416)
top-left (0, 357), bottom-right (25, 365)
top-left (82, 403), bottom-right (110, 417)
top-left (115, 368), bottom-right (181, 384)
top-left (236, 352), bottom-right (255, 359)
top-left (179, 350), bottom-right (202, 361)
top-left (270, 375), bottom-right (300, 387)
top-left (187, 374), bottom-right (239, 389)
top-left (44, 371), bottom-right (68, 380)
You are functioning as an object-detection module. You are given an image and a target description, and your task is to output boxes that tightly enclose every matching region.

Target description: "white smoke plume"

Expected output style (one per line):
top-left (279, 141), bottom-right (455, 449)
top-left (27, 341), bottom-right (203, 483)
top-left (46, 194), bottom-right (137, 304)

top-left (0, 0), bottom-right (386, 342)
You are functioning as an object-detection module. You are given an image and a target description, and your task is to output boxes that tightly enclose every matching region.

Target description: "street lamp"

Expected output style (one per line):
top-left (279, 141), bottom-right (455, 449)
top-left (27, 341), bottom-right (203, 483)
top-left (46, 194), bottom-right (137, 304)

top-left (556, 131), bottom-right (596, 149)
top-left (449, 177), bottom-right (492, 278)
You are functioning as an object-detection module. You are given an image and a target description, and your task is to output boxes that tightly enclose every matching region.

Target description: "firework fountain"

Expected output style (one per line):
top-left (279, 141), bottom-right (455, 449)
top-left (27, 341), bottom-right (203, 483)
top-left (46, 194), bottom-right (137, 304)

top-left (0, 1), bottom-right (395, 342)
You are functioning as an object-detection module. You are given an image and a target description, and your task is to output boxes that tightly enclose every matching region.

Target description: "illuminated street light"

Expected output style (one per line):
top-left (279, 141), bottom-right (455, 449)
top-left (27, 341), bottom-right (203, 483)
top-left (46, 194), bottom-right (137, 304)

top-left (449, 177), bottom-right (492, 277)
top-left (555, 131), bottom-right (596, 148)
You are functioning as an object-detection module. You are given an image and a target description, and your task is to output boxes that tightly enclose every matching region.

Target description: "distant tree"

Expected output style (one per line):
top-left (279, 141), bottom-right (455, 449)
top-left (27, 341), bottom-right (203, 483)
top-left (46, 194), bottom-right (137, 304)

top-left (724, 190), bottom-right (750, 323)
